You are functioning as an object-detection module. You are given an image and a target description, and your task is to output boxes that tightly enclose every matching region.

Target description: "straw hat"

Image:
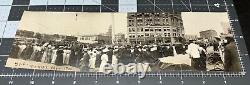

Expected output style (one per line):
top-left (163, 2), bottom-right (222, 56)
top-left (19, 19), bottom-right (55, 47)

top-left (102, 48), bottom-right (109, 52)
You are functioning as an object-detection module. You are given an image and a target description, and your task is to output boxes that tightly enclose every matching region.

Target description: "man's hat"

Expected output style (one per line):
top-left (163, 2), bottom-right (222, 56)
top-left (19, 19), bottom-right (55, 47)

top-left (102, 48), bottom-right (109, 52)
top-left (114, 46), bottom-right (119, 49)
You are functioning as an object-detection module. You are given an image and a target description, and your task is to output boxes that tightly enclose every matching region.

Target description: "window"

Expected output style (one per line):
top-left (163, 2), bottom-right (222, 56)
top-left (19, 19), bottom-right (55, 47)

top-left (137, 28), bottom-right (140, 32)
top-left (155, 29), bottom-right (161, 31)
top-left (168, 33), bottom-right (170, 36)
top-left (129, 28), bottom-right (132, 32)
top-left (132, 28), bottom-right (135, 32)
top-left (173, 33), bottom-right (176, 37)
top-left (150, 35), bottom-right (154, 37)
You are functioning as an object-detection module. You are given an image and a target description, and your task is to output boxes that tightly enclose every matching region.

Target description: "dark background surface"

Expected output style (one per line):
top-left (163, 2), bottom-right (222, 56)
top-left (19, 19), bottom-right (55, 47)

top-left (234, 0), bottom-right (250, 54)
top-left (0, 0), bottom-right (250, 85)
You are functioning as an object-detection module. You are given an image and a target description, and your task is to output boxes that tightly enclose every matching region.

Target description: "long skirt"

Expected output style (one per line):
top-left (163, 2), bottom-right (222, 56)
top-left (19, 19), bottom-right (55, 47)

top-left (51, 54), bottom-right (57, 64)
top-left (99, 62), bottom-right (108, 72)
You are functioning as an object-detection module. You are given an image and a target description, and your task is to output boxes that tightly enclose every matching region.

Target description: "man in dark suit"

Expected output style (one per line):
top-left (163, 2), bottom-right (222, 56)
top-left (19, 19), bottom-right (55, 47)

top-left (224, 37), bottom-right (241, 72)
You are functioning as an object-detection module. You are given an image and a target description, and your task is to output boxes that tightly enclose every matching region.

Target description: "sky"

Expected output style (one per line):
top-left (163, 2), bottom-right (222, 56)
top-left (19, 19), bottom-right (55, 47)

top-left (19, 11), bottom-right (127, 36)
top-left (19, 11), bottom-right (230, 37)
top-left (181, 12), bottom-right (230, 36)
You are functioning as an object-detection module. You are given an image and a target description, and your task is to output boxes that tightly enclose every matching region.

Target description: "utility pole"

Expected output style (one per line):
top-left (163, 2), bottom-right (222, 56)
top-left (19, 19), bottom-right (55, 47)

top-left (112, 13), bottom-right (115, 44)
top-left (75, 13), bottom-right (78, 21)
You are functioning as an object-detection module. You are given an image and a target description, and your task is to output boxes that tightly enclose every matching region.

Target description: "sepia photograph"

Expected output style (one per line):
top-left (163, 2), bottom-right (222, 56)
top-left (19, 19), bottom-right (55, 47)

top-left (5, 11), bottom-right (241, 73)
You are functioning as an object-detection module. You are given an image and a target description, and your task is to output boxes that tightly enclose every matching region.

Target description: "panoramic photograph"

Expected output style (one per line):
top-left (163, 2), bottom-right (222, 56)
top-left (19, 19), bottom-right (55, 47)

top-left (5, 11), bottom-right (241, 73)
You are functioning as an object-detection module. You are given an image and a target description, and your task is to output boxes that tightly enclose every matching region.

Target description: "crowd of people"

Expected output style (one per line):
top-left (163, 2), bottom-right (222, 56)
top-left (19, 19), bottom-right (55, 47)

top-left (9, 36), bottom-right (241, 72)
top-left (9, 40), bottom-right (179, 72)
top-left (185, 36), bottom-right (241, 71)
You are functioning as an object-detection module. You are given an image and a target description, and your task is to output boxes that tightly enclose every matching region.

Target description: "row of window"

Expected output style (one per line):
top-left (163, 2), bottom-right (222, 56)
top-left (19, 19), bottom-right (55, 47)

top-left (128, 13), bottom-right (180, 18)
top-left (79, 37), bottom-right (95, 40)
top-left (128, 33), bottom-right (182, 38)
top-left (128, 23), bottom-right (171, 26)
top-left (128, 19), bottom-right (181, 26)
top-left (128, 28), bottom-right (180, 32)
top-left (128, 18), bottom-right (171, 22)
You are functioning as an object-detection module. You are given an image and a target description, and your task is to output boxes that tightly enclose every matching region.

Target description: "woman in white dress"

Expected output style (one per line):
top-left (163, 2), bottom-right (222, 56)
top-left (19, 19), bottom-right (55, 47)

top-left (62, 49), bottom-right (67, 64)
top-left (51, 47), bottom-right (58, 64)
top-left (89, 50), bottom-right (97, 69)
top-left (99, 48), bottom-right (109, 72)
top-left (112, 49), bottom-right (118, 65)
top-left (65, 49), bottom-right (71, 65)
top-left (41, 47), bottom-right (49, 63)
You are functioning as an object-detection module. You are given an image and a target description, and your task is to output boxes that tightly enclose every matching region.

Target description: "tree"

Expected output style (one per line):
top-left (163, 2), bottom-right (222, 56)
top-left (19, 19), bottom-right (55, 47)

top-left (34, 33), bottom-right (42, 39)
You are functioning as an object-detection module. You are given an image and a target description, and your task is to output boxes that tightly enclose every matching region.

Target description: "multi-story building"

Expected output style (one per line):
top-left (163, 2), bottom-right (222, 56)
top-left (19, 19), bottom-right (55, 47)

top-left (199, 29), bottom-right (218, 40)
top-left (114, 33), bottom-right (126, 44)
top-left (127, 12), bottom-right (184, 44)
top-left (184, 34), bottom-right (198, 41)
top-left (77, 35), bottom-right (111, 44)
